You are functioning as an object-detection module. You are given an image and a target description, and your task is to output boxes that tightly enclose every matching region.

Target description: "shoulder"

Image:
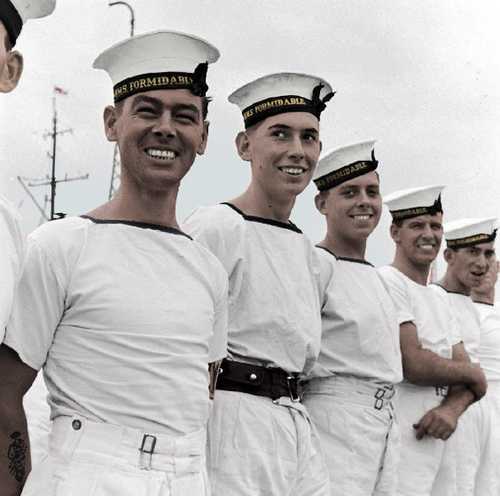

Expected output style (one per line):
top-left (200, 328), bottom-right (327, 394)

top-left (28, 216), bottom-right (91, 260)
top-left (184, 204), bottom-right (245, 232)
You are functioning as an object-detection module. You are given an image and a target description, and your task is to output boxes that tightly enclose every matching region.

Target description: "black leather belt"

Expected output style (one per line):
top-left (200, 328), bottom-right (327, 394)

top-left (216, 359), bottom-right (302, 402)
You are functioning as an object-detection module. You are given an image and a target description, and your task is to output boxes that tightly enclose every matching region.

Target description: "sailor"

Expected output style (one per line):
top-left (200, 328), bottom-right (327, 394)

top-left (0, 0), bottom-right (56, 469)
top-left (302, 140), bottom-right (403, 496)
top-left (0, 31), bottom-right (227, 496)
top-left (432, 218), bottom-right (497, 496)
top-left (184, 72), bottom-right (334, 495)
top-left (471, 255), bottom-right (500, 496)
top-left (378, 186), bottom-right (487, 496)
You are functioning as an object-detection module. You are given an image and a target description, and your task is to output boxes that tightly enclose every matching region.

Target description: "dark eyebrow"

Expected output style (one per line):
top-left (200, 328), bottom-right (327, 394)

top-left (267, 124), bottom-right (319, 134)
top-left (130, 95), bottom-right (162, 108)
top-left (173, 103), bottom-right (201, 115)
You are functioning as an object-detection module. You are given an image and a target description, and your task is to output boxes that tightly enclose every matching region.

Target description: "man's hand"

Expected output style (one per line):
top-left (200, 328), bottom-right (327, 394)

top-left (413, 405), bottom-right (459, 441)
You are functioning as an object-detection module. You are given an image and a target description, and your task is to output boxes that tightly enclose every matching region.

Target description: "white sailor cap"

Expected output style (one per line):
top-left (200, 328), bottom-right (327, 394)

top-left (444, 217), bottom-right (498, 248)
top-left (1, 0), bottom-right (55, 46)
top-left (93, 30), bottom-right (220, 103)
top-left (313, 140), bottom-right (377, 191)
top-left (229, 72), bottom-right (335, 128)
top-left (384, 185), bottom-right (445, 221)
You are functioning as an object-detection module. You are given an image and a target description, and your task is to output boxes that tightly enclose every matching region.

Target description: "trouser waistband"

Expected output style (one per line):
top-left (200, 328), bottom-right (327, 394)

top-left (303, 375), bottom-right (396, 411)
top-left (50, 416), bottom-right (206, 472)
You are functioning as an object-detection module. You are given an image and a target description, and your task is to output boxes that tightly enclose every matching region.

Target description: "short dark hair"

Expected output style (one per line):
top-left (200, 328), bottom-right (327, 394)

top-left (115, 95), bottom-right (211, 120)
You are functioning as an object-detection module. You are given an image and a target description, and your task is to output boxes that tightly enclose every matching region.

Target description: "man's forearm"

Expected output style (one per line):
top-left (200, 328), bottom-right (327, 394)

top-left (403, 347), bottom-right (478, 387)
top-left (0, 402), bottom-right (31, 496)
top-left (441, 384), bottom-right (476, 417)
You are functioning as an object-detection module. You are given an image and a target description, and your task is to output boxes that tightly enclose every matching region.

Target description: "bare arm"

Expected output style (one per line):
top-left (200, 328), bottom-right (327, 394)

top-left (413, 342), bottom-right (484, 441)
top-left (0, 344), bottom-right (37, 496)
top-left (400, 321), bottom-right (486, 392)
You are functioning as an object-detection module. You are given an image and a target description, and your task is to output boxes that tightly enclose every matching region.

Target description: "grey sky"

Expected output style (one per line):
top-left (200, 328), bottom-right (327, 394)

top-left (1, 0), bottom-right (499, 269)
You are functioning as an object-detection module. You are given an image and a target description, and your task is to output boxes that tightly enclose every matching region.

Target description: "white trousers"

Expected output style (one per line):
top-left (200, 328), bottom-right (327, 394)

top-left (303, 376), bottom-right (400, 496)
top-left (207, 390), bottom-right (330, 495)
top-left (21, 416), bottom-right (210, 496)
top-left (395, 385), bottom-right (455, 496)
top-left (455, 381), bottom-right (500, 496)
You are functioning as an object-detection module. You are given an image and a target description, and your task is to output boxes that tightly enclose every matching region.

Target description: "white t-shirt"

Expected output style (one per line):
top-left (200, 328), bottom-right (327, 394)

top-left (183, 203), bottom-right (322, 375)
top-left (430, 285), bottom-right (481, 363)
top-left (310, 247), bottom-right (403, 384)
top-left (5, 216), bottom-right (228, 436)
top-left (0, 195), bottom-right (24, 341)
top-left (475, 302), bottom-right (500, 382)
top-left (378, 266), bottom-right (461, 384)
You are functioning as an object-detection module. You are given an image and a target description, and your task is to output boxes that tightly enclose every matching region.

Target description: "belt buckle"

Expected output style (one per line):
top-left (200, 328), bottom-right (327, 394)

top-left (287, 375), bottom-right (301, 402)
top-left (140, 434), bottom-right (157, 455)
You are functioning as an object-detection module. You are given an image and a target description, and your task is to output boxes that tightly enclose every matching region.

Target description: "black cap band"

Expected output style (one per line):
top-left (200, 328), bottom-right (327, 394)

top-left (113, 62), bottom-right (209, 103)
top-left (390, 195), bottom-right (443, 221)
top-left (0, 1), bottom-right (23, 47)
top-left (446, 230), bottom-right (497, 249)
top-left (242, 84), bottom-right (335, 128)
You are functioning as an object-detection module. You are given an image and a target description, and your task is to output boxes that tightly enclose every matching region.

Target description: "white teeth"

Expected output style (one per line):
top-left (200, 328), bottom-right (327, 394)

top-left (146, 149), bottom-right (176, 160)
top-left (280, 167), bottom-right (305, 176)
top-left (353, 215), bottom-right (370, 220)
top-left (418, 244), bottom-right (434, 250)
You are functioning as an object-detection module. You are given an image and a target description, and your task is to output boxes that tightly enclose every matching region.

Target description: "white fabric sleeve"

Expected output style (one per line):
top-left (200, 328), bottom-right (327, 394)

top-left (0, 201), bottom-right (25, 340)
top-left (447, 305), bottom-right (462, 346)
top-left (183, 207), bottom-right (243, 278)
top-left (208, 268), bottom-right (228, 363)
top-left (4, 237), bottom-right (66, 370)
top-left (379, 268), bottom-right (415, 325)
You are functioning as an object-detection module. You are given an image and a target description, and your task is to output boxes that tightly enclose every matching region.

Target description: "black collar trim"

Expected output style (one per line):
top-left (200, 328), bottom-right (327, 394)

top-left (431, 283), bottom-right (469, 297)
top-left (315, 245), bottom-right (373, 266)
top-left (80, 215), bottom-right (192, 239)
top-left (221, 202), bottom-right (302, 234)
top-left (475, 300), bottom-right (494, 307)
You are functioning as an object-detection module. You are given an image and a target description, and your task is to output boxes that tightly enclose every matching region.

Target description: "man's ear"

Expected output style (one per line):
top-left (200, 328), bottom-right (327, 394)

top-left (197, 121), bottom-right (209, 156)
top-left (235, 131), bottom-right (251, 162)
top-left (443, 248), bottom-right (455, 264)
top-left (103, 105), bottom-right (119, 142)
top-left (314, 191), bottom-right (328, 215)
top-left (390, 223), bottom-right (401, 243)
top-left (0, 50), bottom-right (23, 93)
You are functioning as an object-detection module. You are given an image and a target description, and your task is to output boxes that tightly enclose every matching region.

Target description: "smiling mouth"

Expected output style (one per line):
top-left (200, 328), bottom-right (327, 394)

top-left (278, 166), bottom-right (307, 176)
top-left (350, 214), bottom-right (372, 221)
top-left (471, 271), bottom-right (485, 277)
top-left (145, 148), bottom-right (178, 161)
top-left (416, 243), bottom-right (436, 251)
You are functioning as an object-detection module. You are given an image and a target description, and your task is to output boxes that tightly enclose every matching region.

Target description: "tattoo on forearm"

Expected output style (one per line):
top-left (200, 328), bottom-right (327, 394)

top-left (7, 431), bottom-right (27, 482)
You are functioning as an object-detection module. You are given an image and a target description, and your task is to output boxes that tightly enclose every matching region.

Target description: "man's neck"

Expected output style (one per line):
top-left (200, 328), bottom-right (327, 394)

top-left (320, 232), bottom-right (367, 260)
top-left (391, 252), bottom-right (430, 286)
top-left (86, 183), bottom-right (180, 229)
top-left (230, 184), bottom-right (296, 222)
top-left (438, 271), bottom-right (471, 296)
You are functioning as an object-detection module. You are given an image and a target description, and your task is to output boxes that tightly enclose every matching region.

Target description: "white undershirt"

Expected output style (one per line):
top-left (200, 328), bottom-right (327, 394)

top-left (0, 195), bottom-right (24, 341)
top-left (378, 266), bottom-right (461, 385)
top-left (310, 247), bottom-right (403, 384)
top-left (430, 285), bottom-right (481, 363)
top-left (184, 203), bottom-right (322, 375)
top-left (5, 216), bottom-right (228, 436)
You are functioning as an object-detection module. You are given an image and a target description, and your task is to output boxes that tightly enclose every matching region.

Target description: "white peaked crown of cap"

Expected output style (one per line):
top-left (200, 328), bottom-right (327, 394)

top-left (229, 72), bottom-right (333, 108)
top-left (444, 217), bottom-right (498, 240)
top-left (10, 0), bottom-right (55, 21)
top-left (314, 140), bottom-right (376, 182)
top-left (228, 72), bottom-right (335, 128)
top-left (93, 30), bottom-right (220, 96)
top-left (384, 185), bottom-right (445, 211)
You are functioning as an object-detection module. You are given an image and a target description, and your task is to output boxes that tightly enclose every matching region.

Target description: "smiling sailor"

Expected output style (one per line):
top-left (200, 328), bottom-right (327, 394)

top-left (431, 217), bottom-right (497, 496)
top-left (0, 0), bottom-right (56, 471)
top-left (378, 186), bottom-right (487, 496)
top-left (0, 30), bottom-right (228, 496)
top-left (184, 72), bottom-right (334, 495)
top-left (302, 141), bottom-right (403, 496)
